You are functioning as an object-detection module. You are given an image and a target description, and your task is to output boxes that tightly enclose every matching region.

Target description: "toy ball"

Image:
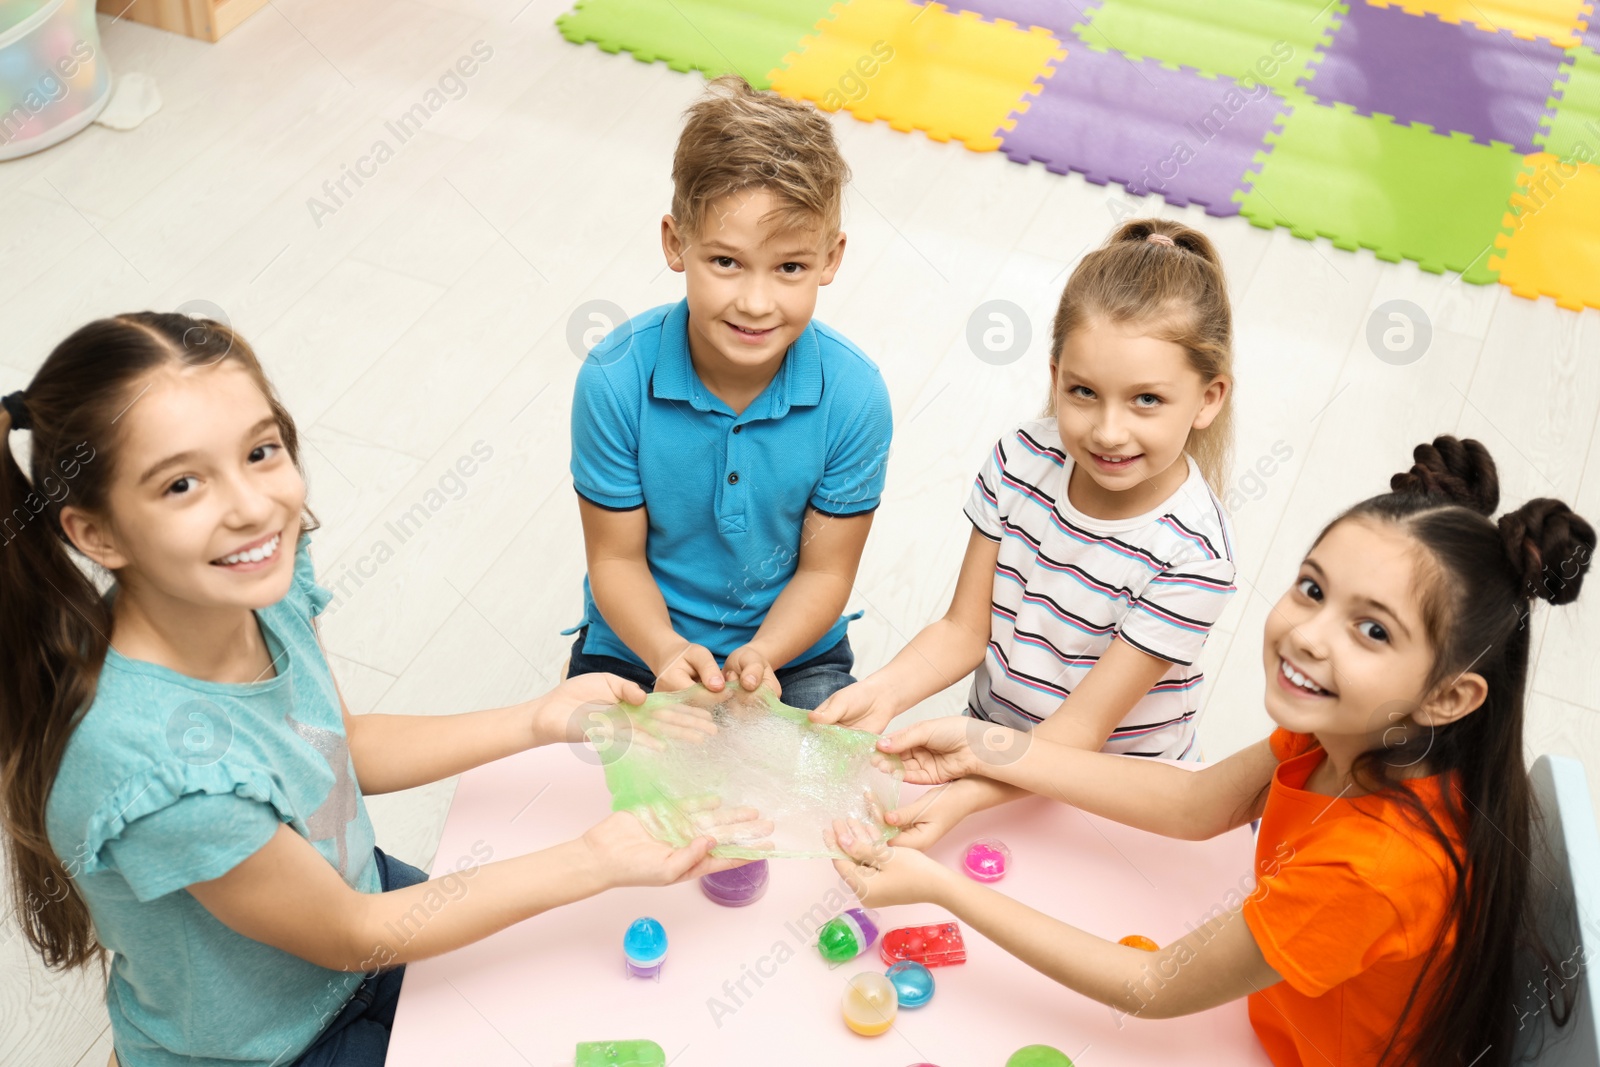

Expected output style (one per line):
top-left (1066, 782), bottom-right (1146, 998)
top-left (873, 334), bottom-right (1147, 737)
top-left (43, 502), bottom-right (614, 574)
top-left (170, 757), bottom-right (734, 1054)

top-left (962, 837), bottom-right (1011, 882)
top-left (841, 971), bottom-right (899, 1036)
top-left (1118, 934), bottom-right (1159, 952)
top-left (885, 960), bottom-right (935, 1008)
top-left (818, 907), bottom-right (880, 964)
top-left (623, 917), bottom-right (668, 980)
top-left (700, 859), bottom-right (770, 907)
top-left (1005, 1045), bottom-right (1075, 1067)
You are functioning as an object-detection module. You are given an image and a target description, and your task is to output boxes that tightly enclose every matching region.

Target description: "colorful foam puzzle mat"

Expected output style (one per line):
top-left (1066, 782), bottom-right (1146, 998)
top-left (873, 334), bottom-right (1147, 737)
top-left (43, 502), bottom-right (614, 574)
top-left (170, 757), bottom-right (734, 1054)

top-left (557, 0), bottom-right (1600, 310)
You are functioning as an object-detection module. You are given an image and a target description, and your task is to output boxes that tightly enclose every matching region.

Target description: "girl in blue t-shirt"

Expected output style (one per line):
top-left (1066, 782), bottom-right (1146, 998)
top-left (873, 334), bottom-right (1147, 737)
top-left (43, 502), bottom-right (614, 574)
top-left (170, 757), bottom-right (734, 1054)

top-left (0, 313), bottom-right (763, 1067)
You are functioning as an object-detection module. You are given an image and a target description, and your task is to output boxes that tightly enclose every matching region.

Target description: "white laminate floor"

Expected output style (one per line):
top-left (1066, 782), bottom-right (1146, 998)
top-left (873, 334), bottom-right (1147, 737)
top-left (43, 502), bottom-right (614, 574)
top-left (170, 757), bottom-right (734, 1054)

top-left (2, 3), bottom-right (1598, 1064)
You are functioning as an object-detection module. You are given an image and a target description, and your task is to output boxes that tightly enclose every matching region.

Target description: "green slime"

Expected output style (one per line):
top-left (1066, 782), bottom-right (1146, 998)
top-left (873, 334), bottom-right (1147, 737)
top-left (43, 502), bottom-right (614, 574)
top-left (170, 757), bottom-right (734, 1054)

top-left (592, 684), bottom-right (902, 860)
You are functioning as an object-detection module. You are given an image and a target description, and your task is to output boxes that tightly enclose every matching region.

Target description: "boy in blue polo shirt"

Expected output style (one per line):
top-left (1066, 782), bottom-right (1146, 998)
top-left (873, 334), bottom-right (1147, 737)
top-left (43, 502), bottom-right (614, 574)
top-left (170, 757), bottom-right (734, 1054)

top-left (563, 75), bottom-right (892, 710)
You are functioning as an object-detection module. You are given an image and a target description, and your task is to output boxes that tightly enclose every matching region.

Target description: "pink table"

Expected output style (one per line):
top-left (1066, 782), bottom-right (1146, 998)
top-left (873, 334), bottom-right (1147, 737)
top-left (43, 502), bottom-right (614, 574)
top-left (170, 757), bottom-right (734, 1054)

top-left (388, 740), bottom-right (1272, 1066)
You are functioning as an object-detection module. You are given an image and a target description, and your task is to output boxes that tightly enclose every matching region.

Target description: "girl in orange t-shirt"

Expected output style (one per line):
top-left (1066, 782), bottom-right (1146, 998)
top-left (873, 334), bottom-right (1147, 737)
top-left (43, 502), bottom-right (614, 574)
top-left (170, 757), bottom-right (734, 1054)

top-left (829, 436), bottom-right (1590, 1067)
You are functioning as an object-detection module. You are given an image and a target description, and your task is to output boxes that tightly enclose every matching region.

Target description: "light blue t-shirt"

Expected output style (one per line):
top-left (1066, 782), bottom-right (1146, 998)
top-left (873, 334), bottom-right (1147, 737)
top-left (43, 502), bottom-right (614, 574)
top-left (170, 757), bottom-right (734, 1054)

top-left (569, 298), bottom-right (893, 667)
top-left (46, 534), bottom-right (381, 1067)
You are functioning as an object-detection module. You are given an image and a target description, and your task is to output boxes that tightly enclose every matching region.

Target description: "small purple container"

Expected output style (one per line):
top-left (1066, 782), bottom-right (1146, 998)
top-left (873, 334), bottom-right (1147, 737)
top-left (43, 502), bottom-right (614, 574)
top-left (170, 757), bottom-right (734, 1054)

top-left (700, 859), bottom-right (770, 907)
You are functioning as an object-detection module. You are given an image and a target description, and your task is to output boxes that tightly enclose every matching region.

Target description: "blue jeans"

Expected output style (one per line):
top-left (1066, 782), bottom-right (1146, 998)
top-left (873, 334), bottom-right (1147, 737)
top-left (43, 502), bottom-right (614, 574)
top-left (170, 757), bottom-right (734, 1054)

top-left (288, 847), bottom-right (430, 1067)
top-left (567, 629), bottom-right (856, 711)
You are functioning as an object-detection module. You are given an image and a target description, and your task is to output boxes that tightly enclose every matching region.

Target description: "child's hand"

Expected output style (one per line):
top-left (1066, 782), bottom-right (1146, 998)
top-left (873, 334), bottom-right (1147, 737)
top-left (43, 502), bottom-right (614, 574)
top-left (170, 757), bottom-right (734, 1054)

top-left (653, 642), bottom-right (726, 694)
top-left (583, 807), bottom-right (773, 889)
top-left (873, 716), bottom-right (990, 784)
top-left (722, 644), bottom-right (781, 698)
top-left (533, 673), bottom-right (649, 746)
top-left (827, 817), bottom-right (955, 909)
top-left (809, 678), bottom-right (898, 733)
top-left (881, 783), bottom-right (977, 851)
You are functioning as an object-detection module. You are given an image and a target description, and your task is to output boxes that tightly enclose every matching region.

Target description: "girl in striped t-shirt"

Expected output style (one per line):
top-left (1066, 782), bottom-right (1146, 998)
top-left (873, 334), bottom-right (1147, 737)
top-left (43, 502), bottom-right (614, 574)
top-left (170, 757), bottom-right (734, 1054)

top-left (813, 217), bottom-right (1239, 849)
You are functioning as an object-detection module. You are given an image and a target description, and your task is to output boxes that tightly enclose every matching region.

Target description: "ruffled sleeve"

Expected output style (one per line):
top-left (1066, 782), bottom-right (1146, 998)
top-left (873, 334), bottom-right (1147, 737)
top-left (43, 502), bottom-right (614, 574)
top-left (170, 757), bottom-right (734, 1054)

top-left (79, 760), bottom-right (288, 902)
top-left (279, 531), bottom-right (332, 622)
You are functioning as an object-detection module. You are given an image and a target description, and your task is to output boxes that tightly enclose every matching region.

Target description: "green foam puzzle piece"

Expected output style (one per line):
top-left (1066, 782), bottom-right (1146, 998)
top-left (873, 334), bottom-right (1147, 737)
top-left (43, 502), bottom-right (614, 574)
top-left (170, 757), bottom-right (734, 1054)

top-left (575, 1040), bottom-right (666, 1067)
top-left (555, 0), bottom-right (838, 89)
top-left (1074, 0), bottom-right (1341, 93)
top-left (1538, 45), bottom-right (1600, 164)
top-left (595, 685), bottom-right (902, 860)
top-left (1235, 95), bottom-right (1524, 282)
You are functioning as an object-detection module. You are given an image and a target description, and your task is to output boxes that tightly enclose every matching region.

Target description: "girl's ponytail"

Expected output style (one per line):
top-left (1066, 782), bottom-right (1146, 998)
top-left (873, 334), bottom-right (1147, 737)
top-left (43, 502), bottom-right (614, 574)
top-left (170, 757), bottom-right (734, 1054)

top-left (1106, 216), bottom-right (1225, 273)
top-left (0, 393), bottom-right (111, 969)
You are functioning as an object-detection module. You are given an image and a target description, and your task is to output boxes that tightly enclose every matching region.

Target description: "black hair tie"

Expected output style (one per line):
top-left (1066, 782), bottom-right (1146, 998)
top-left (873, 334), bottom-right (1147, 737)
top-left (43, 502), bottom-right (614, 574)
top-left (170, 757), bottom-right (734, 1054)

top-left (1, 391), bottom-right (29, 432)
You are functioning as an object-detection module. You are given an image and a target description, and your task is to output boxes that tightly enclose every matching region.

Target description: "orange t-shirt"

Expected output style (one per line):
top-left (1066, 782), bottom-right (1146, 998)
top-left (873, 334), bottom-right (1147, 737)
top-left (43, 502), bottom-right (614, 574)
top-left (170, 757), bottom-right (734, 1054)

top-left (1242, 729), bottom-right (1463, 1067)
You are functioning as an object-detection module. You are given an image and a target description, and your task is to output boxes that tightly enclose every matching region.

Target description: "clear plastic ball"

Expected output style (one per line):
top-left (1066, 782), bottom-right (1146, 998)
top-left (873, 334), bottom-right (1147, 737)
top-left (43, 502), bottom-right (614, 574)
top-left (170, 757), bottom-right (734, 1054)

top-left (841, 971), bottom-right (898, 1036)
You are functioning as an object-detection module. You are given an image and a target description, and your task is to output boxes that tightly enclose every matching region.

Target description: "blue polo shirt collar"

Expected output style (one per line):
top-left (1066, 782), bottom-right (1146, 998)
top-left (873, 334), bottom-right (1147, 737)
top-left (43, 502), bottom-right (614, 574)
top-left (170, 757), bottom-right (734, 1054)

top-left (651, 299), bottom-right (823, 419)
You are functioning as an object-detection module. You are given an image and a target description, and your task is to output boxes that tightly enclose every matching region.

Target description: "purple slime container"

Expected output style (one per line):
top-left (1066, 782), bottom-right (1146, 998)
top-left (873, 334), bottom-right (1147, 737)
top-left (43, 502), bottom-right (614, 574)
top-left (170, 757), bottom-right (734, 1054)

top-left (700, 859), bottom-right (770, 907)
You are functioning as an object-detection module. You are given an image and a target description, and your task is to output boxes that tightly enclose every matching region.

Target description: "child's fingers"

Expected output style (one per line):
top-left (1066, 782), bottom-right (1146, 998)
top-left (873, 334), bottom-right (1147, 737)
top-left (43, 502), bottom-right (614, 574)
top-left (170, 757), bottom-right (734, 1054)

top-left (877, 722), bottom-right (925, 754)
top-left (716, 819), bottom-right (770, 840)
top-left (685, 647), bottom-right (725, 690)
top-left (830, 817), bottom-right (886, 865)
top-left (663, 836), bottom-right (715, 882)
top-left (653, 669), bottom-right (690, 695)
top-left (674, 792), bottom-right (724, 815)
top-left (886, 755), bottom-right (946, 785)
top-left (653, 705), bottom-right (719, 739)
top-left (832, 857), bottom-right (868, 896)
top-left (886, 788), bottom-right (942, 828)
top-left (862, 788), bottom-right (889, 830)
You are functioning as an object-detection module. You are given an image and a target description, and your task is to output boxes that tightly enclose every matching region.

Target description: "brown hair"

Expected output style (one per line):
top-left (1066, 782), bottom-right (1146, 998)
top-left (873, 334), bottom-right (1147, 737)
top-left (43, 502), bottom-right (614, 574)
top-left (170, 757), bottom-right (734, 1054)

top-left (0, 312), bottom-right (314, 970)
top-left (1317, 436), bottom-right (1590, 1065)
top-left (1048, 217), bottom-right (1235, 498)
top-left (671, 74), bottom-right (850, 241)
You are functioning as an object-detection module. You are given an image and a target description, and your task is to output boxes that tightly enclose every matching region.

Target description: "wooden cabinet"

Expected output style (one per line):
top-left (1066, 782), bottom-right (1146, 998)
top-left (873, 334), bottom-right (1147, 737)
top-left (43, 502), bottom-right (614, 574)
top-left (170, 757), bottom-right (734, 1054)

top-left (95, 0), bottom-right (270, 42)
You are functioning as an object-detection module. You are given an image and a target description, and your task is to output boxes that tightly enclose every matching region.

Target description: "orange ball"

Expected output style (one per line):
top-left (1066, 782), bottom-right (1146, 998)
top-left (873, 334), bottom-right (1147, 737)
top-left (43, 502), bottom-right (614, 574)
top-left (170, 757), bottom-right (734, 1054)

top-left (1119, 934), bottom-right (1159, 952)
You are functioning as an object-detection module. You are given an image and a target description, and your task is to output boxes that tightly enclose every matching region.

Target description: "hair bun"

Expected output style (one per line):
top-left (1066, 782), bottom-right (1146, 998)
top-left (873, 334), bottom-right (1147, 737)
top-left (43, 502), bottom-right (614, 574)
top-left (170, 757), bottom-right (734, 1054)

top-left (1106, 217), bottom-right (1222, 269)
top-left (1389, 436), bottom-right (1498, 515)
top-left (1497, 499), bottom-right (1595, 605)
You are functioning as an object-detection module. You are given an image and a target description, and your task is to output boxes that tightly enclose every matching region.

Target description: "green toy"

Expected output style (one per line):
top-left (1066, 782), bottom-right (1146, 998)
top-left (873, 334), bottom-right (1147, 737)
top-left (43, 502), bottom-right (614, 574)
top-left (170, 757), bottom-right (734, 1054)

top-left (1006, 1045), bottom-right (1075, 1067)
top-left (575, 1039), bottom-right (666, 1067)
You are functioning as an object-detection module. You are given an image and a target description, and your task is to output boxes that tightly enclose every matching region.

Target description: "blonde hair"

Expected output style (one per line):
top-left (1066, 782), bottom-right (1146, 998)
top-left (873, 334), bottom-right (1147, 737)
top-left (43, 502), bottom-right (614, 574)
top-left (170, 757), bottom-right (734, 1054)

top-left (671, 75), bottom-right (850, 240)
top-left (1048, 217), bottom-right (1235, 498)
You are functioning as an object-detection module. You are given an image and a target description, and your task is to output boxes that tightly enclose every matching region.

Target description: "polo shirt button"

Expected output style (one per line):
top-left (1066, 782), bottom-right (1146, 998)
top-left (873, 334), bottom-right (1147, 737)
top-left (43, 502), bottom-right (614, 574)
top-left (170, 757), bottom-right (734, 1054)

top-left (732, 425), bottom-right (742, 434)
top-left (728, 472), bottom-right (740, 485)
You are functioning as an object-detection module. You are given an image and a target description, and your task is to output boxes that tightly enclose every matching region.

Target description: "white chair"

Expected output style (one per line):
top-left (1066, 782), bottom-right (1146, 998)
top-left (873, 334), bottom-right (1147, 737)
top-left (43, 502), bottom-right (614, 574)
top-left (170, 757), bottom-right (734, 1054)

top-left (1514, 754), bottom-right (1600, 1064)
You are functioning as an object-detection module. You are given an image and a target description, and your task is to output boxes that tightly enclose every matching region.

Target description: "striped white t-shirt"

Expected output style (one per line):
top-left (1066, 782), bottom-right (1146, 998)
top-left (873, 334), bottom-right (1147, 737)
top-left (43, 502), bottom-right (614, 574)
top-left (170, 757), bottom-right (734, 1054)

top-left (963, 419), bottom-right (1238, 759)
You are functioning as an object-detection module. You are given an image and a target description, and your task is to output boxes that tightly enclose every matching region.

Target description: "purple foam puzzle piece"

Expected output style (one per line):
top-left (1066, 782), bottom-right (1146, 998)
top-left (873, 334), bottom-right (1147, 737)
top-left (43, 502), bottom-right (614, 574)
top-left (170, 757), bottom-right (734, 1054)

top-left (1302, 2), bottom-right (1566, 154)
top-left (999, 47), bottom-right (1290, 216)
top-left (912, 0), bottom-right (1099, 38)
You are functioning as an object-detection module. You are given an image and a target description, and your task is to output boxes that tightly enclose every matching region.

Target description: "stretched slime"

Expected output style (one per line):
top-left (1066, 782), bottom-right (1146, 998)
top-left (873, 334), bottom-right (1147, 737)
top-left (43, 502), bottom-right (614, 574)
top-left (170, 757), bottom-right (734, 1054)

top-left (595, 685), bottom-right (903, 859)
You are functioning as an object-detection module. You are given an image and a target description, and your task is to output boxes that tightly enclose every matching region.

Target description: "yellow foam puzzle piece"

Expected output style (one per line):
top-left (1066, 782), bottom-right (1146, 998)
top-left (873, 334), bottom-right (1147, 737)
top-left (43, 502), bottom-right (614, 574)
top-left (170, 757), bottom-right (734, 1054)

top-left (769, 0), bottom-right (1064, 151)
top-left (1491, 153), bottom-right (1600, 310)
top-left (1363, 0), bottom-right (1590, 48)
